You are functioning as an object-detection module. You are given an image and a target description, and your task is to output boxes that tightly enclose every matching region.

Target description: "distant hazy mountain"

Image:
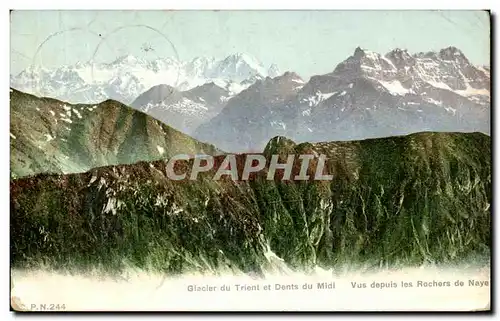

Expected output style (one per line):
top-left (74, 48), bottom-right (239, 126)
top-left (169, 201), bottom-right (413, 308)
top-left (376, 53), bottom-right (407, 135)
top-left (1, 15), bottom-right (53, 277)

top-left (10, 89), bottom-right (220, 178)
top-left (194, 71), bottom-right (306, 151)
top-left (130, 82), bottom-right (231, 135)
top-left (195, 46), bottom-right (490, 152)
top-left (11, 47), bottom-right (490, 154)
top-left (10, 53), bottom-right (280, 105)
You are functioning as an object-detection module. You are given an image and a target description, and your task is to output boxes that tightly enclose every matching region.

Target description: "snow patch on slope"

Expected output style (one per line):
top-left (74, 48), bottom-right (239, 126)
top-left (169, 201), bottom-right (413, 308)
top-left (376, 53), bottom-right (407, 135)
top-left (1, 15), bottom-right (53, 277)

top-left (378, 80), bottom-right (410, 96)
top-left (144, 98), bottom-right (209, 117)
top-left (11, 53), bottom-right (280, 105)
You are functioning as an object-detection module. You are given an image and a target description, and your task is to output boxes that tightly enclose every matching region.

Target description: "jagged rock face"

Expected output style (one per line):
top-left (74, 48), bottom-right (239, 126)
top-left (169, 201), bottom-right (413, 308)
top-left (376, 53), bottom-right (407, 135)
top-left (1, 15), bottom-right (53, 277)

top-left (130, 83), bottom-right (231, 135)
top-left (332, 46), bottom-right (489, 93)
top-left (184, 82), bottom-right (230, 108)
top-left (194, 72), bottom-right (306, 152)
top-left (208, 53), bottom-right (270, 83)
top-left (267, 64), bottom-right (281, 78)
top-left (131, 84), bottom-right (184, 107)
top-left (262, 136), bottom-right (298, 157)
top-left (195, 47), bottom-right (490, 152)
top-left (9, 89), bottom-right (220, 178)
top-left (10, 132), bottom-right (491, 274)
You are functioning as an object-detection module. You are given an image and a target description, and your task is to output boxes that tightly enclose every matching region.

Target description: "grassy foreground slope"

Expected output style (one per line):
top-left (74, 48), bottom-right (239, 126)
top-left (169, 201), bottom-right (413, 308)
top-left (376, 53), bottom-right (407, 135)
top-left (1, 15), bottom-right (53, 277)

top-left (10, 132), bottom-right (491, 274)
top-left (10, 89), bottom-right (220, 178)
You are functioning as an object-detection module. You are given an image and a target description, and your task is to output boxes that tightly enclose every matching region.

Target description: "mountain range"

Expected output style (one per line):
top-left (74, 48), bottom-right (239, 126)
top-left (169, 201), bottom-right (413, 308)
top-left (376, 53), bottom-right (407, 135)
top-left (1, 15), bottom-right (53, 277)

top-left (129, 82), bottom-right (231, 135)
top-left (9, 79), bottom-right (491, 278)
top-left (9, 26), bottom-right (492, 311)
top-left (10, 53), bottom-right (281, 106)
top-left (11, 46), bottom-right (489, 152)
top-left (196, 46), bottom-right (490, 152)
top-left (11, 131), bottom-right (491, 274)
top-left (10, 89), bottom-right (220, 178)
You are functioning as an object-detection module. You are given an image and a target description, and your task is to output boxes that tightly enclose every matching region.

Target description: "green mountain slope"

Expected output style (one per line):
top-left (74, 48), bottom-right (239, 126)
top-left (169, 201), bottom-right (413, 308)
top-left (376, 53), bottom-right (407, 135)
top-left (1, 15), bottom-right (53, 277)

top-left (10, 132), bottom-right (491, 274)
top-left (10, 89), bottom-right (220, 178)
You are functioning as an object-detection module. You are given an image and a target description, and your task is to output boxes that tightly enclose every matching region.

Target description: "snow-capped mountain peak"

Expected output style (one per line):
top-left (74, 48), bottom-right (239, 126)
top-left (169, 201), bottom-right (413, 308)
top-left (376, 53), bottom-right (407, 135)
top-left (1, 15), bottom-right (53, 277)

top-left (268, 64), bottom-right (281, 78)
top-left (195, 46), bottom-right (490, 153)
top-left (385, 48), bottom-right (414, 66)
top-left (209, 53), bottom-right (269, 82)
top-left (108, 54), bottom-right (148, 67)
top-left (327, 46), bottom-right (490, 99)
top-left (185, 57), bottom-right (217, 78)
top-left (331, 47), bottom-right (397, 81)
top-left (352, 47), bottom-right (392, 65)
top-left (224, 52), bottom-right (259, 64)
top-left (438, 46), bottom-right (470, 65)
top-left (11, 53), bottom-right (281, 105)
top-left (353, 46), bottom-right (368, 58)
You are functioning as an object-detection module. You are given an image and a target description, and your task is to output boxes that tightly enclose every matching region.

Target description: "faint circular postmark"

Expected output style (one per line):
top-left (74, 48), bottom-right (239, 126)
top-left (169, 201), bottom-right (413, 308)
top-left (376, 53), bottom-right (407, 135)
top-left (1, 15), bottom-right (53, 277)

top-left (90, 24), bottom-right (180, 87)
top-left (27, 27), bottom-right (102, 98)
top-left (19, 17), bottom-right (181, 105)
top-left (89, 23), bottom-right (181, 105)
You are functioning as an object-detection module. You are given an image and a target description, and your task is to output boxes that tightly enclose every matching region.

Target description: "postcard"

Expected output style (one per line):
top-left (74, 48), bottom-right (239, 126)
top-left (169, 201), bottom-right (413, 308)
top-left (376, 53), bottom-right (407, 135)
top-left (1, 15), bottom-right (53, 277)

top-left (9, 10), bottom-right (491, 312)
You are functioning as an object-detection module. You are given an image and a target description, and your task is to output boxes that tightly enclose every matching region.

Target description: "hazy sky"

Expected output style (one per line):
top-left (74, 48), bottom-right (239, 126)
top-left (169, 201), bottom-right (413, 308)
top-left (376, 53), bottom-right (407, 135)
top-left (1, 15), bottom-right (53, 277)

top-left (10, 10), bottom-right (490, 78)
